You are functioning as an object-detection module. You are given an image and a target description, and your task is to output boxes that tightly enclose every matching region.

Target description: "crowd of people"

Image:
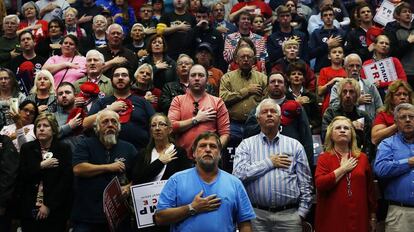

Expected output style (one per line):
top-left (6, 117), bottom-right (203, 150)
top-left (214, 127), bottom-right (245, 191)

top-left (1, 0), bottom-right (414, 231)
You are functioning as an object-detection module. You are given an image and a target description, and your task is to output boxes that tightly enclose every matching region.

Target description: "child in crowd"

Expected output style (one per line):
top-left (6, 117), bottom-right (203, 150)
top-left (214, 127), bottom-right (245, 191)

top-left (318, 44), bottom-right (347, 115)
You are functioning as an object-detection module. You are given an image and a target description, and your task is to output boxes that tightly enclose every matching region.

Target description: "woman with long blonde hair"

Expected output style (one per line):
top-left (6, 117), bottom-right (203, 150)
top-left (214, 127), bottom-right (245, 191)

top-left (315, 116), bottom-right (377, 232)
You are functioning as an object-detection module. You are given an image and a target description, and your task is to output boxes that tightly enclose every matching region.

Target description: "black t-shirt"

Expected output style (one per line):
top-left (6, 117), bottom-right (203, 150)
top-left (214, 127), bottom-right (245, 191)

top-left (160, 12), bottom-right (196, 59)
top-left (9, 55), bottom-right (47, 95)
top-left (97, 46), bottom-right (139, 78)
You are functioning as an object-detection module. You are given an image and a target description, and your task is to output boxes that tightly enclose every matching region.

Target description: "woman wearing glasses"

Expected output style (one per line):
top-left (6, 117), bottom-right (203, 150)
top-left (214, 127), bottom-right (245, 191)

top-left (315, 116), bottom-right (376, 232)
top-left (131, 113), bottom-right (191, 231)
top-left (0, 100), bottom-right (39, 151)
top-left (132, 113), bottom-right (191, 185)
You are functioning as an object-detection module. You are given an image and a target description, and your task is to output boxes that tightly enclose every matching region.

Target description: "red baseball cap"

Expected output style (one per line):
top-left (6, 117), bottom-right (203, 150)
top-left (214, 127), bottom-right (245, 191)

top-left (280, 100), bottom-right (301, 126)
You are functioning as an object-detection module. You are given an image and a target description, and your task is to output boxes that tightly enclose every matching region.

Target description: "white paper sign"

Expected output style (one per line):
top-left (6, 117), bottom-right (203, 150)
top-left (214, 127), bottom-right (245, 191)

top-left (362, 57), bottom-right (398, 84)
top-left (131, 180), bottom-right (167, 229)
top-left (374, 0), bottom-right (396, 26)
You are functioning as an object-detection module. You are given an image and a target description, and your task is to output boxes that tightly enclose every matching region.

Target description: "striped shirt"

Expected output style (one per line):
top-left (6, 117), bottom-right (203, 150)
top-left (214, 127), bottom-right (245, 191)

top-left (233, 132), bottom-right (313, 217)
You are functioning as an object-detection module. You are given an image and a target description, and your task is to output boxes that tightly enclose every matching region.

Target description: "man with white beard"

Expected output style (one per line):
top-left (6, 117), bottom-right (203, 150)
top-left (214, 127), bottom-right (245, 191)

top-left (72, 110), bottom-right (137, 231)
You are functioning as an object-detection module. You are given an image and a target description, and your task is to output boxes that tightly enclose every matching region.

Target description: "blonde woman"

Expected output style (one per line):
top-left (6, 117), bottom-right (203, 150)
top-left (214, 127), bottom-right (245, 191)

top-left (315, 116), bottom-right (377, 232)
top-left (25, 70), bottom-right (57, 113)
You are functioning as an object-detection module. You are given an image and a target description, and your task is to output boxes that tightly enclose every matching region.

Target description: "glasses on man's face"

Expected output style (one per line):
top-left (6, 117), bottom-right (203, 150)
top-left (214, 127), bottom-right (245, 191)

top-left (193, 102), bottom-right (199, 116)
top-left (150, 122), bottom-right (168, 128)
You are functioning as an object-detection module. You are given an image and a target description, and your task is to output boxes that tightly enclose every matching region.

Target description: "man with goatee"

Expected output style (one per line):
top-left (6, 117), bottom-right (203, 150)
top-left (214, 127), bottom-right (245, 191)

top-left (72, 110), bottom-right (137, 231)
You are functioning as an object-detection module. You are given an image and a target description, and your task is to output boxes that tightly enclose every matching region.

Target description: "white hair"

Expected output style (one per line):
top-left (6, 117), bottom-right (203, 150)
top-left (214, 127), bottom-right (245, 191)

top-left (255, 99), bottom-right (281, 118)
top-left (3, 14), bottom-right (20, 25)
top-left (86, 49), bottom-right (105, 63)
top-left (93, 15), bottom-right (107, 25)
top-left (344, 53), bottom-right (362, 67)
top-left (106, 23), bottom-right (124, 35)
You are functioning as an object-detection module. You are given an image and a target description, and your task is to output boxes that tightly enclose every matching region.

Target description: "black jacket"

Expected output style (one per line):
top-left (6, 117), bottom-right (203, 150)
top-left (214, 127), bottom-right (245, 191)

top-left (131, 146), bottom-right (191, 185)
top-left (159, 81), bottom-right (187, 114)
top-left (18, 139), bottom-right (73, 219)
top-left (0, 135), bottom-right (19, 209)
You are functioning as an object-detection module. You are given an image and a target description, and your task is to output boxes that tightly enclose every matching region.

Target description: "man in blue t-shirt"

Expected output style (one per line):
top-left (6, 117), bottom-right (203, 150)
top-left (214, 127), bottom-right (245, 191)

top-left (155, 132), bottom-right (255, 232)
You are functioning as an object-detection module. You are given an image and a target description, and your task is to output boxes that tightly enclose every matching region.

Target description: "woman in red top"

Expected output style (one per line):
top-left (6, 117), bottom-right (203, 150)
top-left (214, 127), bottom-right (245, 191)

top-left (18, 2), bottom-right (48, 45)
top-left (361, 35), bottom-right (407, 99)
top-left (315, 116), bottom-right (376, 232)
top-left (371, 80), bottom-right (414, 145)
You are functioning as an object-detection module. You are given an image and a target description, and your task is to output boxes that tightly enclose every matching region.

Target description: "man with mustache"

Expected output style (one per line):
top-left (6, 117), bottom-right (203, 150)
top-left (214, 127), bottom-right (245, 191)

top-left (83, 66), bottom-right (155, 151)
top-left (323, 78), bottom-right (372, 158)
top-left (233, 98), bottom-right (313, 231)
top-left (329, 53), bottom-right (382, 121)
top-left (168, 64), bottom-right (230, 158)
top-left (72, 109), bottom-right (137, 231)
top-left (155, 132), bottom-right (255, 232)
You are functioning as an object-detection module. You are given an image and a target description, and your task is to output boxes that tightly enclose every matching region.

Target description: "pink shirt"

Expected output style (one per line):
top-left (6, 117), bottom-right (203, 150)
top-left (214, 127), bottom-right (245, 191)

top-left (44, 55), bottom-right (87, 87)
top-left (168, 92), bottom-right (230, 159)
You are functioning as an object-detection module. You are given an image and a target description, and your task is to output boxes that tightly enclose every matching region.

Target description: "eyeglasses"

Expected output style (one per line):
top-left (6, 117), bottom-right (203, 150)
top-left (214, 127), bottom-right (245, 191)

top-left (398, 114), bottom-right (414, 121)
top-left (141, 9), bottom-right (153, 12)
top-left (193, 102), bottom-right (199, 116)
top-left (150, 122), bottom-right (168, 128)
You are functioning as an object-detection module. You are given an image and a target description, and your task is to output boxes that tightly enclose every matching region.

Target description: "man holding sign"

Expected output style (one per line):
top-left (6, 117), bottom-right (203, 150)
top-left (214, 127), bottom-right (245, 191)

top-left (154, 132), bottom-right (255, 232)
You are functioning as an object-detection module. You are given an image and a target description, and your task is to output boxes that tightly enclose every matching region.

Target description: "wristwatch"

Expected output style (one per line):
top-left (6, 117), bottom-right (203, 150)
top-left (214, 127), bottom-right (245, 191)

top-left (188, 203), bottom-right (197, 216)
top-left (191, 117), bottom-right (199, 126)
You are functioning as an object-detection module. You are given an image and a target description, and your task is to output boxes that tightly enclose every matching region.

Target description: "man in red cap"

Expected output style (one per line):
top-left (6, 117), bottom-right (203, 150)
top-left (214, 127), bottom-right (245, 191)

top-left (83, 66), bottom-right (155, 150)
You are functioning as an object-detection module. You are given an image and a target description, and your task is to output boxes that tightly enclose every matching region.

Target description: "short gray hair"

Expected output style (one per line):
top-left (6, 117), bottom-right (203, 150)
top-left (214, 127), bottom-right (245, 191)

top-left (93, 15), bottom-right (107, 25)
top-left (344, 53), bottom-right (362, 67)
top-left (86, 49), bottom-right (105, 63)
top-left (3, 14), bottom-right (20, 25)
top-left (255, 99), bottom-right (281, 118)
top-left (134, 63), bottom-right (154, 81)
top-left (106, 23), bottom-right (124, 35)
top-left (394, 103), bottom-right (414, 121)
top-left (177, 54), bottom-right (194, 64)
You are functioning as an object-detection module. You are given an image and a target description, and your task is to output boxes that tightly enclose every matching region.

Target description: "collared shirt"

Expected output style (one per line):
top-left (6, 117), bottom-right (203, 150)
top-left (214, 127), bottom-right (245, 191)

top-left (233, 132), bottom-right (313, 217)
top-left (219, 69), bottom-right (267, 122)
top-left (374, 132), bottom-right (414, 205)
top-left (73, 74), bottom-right (114, 97)
top-left (223, 31), bottom-right (267, 64)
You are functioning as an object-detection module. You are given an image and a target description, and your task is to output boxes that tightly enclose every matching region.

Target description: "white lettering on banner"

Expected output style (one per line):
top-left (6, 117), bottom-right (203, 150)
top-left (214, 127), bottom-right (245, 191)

top-left (362, 57), bottom-right (397, 84)
top-left (131, 180), bottom-right (167, 228)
